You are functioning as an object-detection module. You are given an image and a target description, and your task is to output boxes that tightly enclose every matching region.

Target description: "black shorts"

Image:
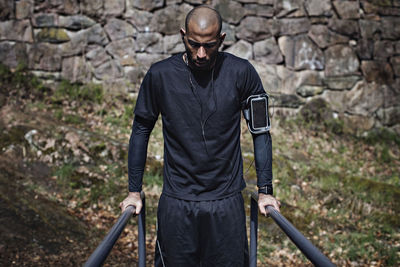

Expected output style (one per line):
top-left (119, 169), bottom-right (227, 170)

top-left (154, 193), bottom-right (249, 267)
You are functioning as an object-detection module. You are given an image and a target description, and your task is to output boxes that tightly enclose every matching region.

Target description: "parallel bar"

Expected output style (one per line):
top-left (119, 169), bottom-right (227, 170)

top-left (250, 192), bottom-right (335, 267)
top-left (250, 196), bottom-right (258, 267)
top-left (84, 192), bottom-right (146, 267)
top-left (138, 195), bottom-right (146, 267)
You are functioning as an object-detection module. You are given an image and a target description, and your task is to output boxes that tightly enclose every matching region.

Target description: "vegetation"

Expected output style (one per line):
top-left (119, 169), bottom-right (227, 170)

top-left (0, 63), bottom-right (399, 266)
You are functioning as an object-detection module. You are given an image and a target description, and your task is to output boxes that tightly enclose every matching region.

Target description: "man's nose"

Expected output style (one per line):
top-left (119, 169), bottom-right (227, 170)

top-left (197, 46), bottom-right (206, 59)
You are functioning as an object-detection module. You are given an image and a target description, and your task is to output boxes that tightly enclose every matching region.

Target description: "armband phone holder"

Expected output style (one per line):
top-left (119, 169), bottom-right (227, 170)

top-left (243, 93), bottom-right (271, 134)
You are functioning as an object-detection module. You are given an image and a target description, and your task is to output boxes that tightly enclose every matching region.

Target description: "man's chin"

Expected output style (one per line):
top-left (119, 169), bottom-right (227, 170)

top-left (193, 61), bottom-right (211, 71)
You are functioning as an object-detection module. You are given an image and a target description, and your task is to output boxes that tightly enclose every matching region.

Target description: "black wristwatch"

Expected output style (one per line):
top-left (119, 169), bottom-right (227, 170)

top-left (258, 185), bottom-right (273, 195)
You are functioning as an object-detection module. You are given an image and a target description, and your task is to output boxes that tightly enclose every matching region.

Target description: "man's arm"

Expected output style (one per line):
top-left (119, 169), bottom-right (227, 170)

top-left (119, 116), bottom-right (156, 214)
top-left (252, 131), bottom-right (280, 215)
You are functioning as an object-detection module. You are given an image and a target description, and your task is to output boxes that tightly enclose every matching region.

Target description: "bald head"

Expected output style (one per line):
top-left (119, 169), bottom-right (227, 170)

top-left (185, 5), bottom-right (222, 35)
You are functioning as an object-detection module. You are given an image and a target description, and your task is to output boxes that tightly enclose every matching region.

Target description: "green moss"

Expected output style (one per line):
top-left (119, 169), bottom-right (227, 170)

top-left (36, 28), bottom-right (70, 43)
top-left (53, 80), bottom-right (104, 104)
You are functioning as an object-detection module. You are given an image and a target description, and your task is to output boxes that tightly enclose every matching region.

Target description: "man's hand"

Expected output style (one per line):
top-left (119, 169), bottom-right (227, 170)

top-left (258, 193), bottom-right (280, 216)
top-left (119, 192), bottom-right (142, 214)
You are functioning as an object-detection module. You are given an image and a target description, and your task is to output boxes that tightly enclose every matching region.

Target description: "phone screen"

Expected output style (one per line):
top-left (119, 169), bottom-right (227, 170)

top-left (251, 98), bottom-right (267, 129)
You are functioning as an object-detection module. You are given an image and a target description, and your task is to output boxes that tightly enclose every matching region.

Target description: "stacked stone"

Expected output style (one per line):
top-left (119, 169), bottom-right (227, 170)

top-left (0, 0), bottom-right (399, 133)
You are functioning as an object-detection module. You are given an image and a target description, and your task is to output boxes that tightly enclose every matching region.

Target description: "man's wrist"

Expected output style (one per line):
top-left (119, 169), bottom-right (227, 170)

top-left (258, 185), bottom-right (273, 195)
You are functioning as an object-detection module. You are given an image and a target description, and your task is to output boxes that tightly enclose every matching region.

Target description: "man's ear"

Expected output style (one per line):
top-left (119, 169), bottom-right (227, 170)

top-left (180, 28), bottom-right (186, 41)
top-left (219, 32), bottom-right (226, 47)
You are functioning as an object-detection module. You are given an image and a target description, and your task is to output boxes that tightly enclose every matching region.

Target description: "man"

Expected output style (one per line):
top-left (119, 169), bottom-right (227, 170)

top-left (120, 5), bottom-right (280, 267)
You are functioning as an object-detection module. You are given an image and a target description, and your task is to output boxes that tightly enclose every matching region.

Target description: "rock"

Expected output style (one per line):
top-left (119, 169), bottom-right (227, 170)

top-left (125, 8), bottom-right (154, 32)
top-left (250, 61), bottom-right (280, 94)
top-left (304, 0), bottom-right (332, 16)
top-left (391, 56), bottom-right (400, 77)
top-left (124, 65), bottom-right (147, 86)
top-left (275, 67), bottom-right (325, 95)
top-left (361, 60), bottom-right (393, 84)
top-left (356, 39), bottom-right (373, 60)
top-left (359, 19), bottom-right (381, 39)
top-left (212, 0), bottom-right (245, 24)
top-left (296, 85), bottom-right (324, 97)
top-left (308, 25), bottom-right (348, 49)
top-left (236, 16), bottom-right (273, 42)
top-left (328, 19), bottom-right (359, 37)
top-left (0, 0), bottom-right (14, 20)
top-left (343, 114), bottom-right (375, 134)
top-left (167, 0), bottom-right (183, 4)
top-left (31, 70), bottom-right (61, 80)
top-left (377, 107), bottom-right (400, 126)
top-left (253, 37), bottom-right (283, 64)
top-left (58, 0), bottom-right (80, 15)
top-left (324, 76), bottom-right (361, 91)
top-left (271, 94), bottom-right (304, 108)
top-left (61, 24), bottom-right (109, 56)
top-left (16, 0), bottom-right (34, 20)
top-left (61, 56), bottom-right (92, 83)
top-left (236, 0), bottom-right (274, 4)
top-left (104, 18), bottom-right (136, 41)
top-left (345, 81), bottom-right (385, 116)
top-left (185, 0), bottom-right (205, 4)
top-left (381, 17), bottom-right (400, 40)
top-left (36, 28), bottom-right (70, 43)
top-left (278, 18), bottom-right (311, 36)
top-left (324, 45), bottom-right (359, 76)
top-left (86, 46), bottom-right (111, 68)
top-left (395, 41), bottom-right (400, 54)
top-left (80, 0), bottom-right (103, 16)
top-left (225, 40), bottom-right (253, 60)
top-left (32, 13), bottom-right (58, 27)
top-left (104, 0), bottom-right (125, 16)
top-left (59, 15), bottom-right (96, 30)
top-left (321, 90), bottom-right (346, 113)
top-left (135, 53), bottom-right (168, 68)
top-left (93, 60), bottom-right (124, 80)
top-left (0, 20), bottom-right (33, 42)
top-left (128, 0), bottom-right (164, 11)
top-left (136, 32), bottom-right (164, 53)
top-left (28, 43), bottom-right (62, 71)
top-left (221, 22), bottom-right (236, 45)
top-left (373, 40), bottom-right (394, 60)
top-left (244, 4), bottom-right (275, 17)
top-left (274, 0), bottom-right (306, 18)
top-left (164, 34), bottom-right (185, 54)
top-left (151, 4), bottom-right (193, 35)
top-left (362, 1), bottom-right (400, 16)
top-left (278, 35), bottom-right (324, 71)
top-left (106, 38), bottom-right (136, 66)
top-left (106, 38), bottom-right (137, 66)
top-left (0, 42), bottom-right (28, 69)
top-left (333, 1), bottom-right (360, 19)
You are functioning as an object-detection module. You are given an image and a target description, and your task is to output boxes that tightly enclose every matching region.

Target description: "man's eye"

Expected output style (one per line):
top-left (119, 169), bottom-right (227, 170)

top-left (188, 40), bottom-right (201, 48)
top-left (204, 42), bottom-right (218, 48)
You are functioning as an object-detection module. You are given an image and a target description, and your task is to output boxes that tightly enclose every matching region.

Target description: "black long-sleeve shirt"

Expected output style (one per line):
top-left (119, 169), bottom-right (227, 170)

top-left (128, 52), bottom-right (273, 200)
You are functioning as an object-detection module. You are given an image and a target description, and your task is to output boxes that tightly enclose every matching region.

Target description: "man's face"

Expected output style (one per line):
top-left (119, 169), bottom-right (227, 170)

top-left (181, 22), bottom-right (224, 71)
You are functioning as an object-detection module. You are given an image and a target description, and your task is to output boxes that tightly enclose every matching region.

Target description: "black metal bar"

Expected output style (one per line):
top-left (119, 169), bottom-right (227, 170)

top-left (250, 192), bottom-right (335, 267)
top-left (138, 194), bottom-right (146, 267)
top-left (250, 195), bottom-right (258, 267)
top-left (84, 192), bottom-right (146, 267)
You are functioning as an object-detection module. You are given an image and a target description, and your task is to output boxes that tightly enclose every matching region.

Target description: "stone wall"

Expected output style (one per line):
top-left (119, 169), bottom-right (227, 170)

top-left (0, 0), bottom-right (399, 134)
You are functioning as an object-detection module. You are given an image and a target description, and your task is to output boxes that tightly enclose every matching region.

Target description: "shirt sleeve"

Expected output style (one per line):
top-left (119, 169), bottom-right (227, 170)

top-left (128, 116), bottom-right (156, 192)
top-left (237, 61), bottom-right (266, 104)
top-left (134, 67), bottom-right (160, 121)
top-left (252, 131), bottom-right (273, 189)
